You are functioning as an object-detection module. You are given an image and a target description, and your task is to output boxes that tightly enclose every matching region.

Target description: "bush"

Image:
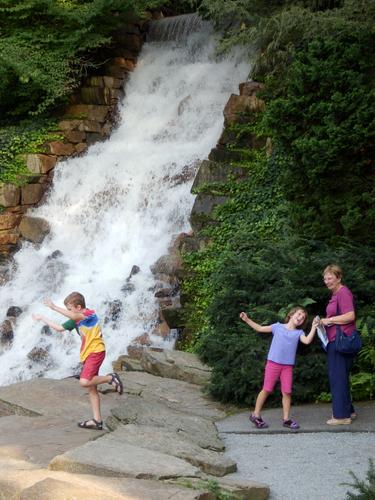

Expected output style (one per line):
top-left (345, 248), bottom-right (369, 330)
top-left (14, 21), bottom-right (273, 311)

top-left (264, 28), bottom-right (375, 244)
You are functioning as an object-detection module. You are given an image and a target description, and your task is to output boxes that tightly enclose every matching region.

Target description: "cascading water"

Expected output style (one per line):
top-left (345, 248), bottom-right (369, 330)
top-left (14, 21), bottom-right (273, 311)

top-left (0, 17), bottom-right (249, 386)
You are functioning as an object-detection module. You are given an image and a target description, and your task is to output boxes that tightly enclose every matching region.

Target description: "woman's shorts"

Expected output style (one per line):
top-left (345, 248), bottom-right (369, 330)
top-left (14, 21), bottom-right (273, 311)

top-left (80, 351), bottom-right (106, 381)
top-left (262, 359), bottom-right (294, 394)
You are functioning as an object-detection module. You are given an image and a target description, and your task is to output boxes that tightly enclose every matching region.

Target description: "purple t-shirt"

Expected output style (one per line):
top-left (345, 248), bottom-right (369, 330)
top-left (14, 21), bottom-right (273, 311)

top-left (326, 285), bottom-right (356, 342)
top-left (267, 323), bottom-right (303, 365)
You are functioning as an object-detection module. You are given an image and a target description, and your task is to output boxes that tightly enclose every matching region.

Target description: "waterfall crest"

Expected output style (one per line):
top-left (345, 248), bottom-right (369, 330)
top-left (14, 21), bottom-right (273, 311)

top-left (147, 13), bottom-right (206, 42)
top-left (0, 22), bottom-right (249, 385)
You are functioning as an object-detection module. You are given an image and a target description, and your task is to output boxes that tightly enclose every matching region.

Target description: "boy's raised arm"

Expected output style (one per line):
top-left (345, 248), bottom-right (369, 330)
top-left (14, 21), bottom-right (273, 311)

top-left (239, 312), bottom-right (272, 333)
top-left (43, 297), bottom-right (85, 321)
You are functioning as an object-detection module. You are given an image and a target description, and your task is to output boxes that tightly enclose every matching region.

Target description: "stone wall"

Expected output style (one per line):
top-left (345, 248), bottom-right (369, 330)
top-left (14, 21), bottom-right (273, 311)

top-left (0, 23), bottom-right (146, 255)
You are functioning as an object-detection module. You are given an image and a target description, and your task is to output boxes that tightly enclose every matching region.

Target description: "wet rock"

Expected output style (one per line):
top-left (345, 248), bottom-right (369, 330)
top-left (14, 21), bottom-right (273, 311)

top-left (103, 299), bottom-right (123, 326)
top-left (6, 306), bottom-right (22, 318)
top-left (140, 349), bottom-right (211, 386)
top-left (41, 325), bottom-right (53, 336)
top-left (27, 347), bottom-right (51, 365)
top-left (46, 250), bottom-right (63, 260)
top-left (120, 282), bottom-right (135, 295)
top-left (132, 333), bottom-right (151, 346)
top-left (39, 251), bottom-right (67, 293)
top-left (0, 319), bottom-right (14, 347)
top-left (128, 265), bottom-right (140, 279)
top-left (121, 265), bottom-right (140, 295)
top-left (150, 254), bottom-right (183, 277)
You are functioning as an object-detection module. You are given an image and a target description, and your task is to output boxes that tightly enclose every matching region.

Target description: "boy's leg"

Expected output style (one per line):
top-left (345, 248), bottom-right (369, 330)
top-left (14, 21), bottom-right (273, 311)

top-left (82, 374), bottom-right (112, 387)
top-left (79, 352), bottom-right (106, 427)
top-left (88, 385), bottom-right (101, 423)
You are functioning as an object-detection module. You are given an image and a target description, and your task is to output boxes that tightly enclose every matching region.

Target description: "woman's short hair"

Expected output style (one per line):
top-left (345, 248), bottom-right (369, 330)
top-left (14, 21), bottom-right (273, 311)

top-left (323, 264), bottom-right (343, 280)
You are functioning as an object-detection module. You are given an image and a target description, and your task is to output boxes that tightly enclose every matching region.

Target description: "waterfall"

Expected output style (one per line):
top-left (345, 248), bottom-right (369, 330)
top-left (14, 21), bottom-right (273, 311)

top-left (0, 20), bottom-right (249, 385)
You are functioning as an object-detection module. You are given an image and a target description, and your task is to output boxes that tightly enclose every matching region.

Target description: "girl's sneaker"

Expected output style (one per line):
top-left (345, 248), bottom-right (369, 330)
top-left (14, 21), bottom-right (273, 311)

top-left (283, 419), bottom-right (299, 429)
top-left (249, 414), bottom-right (268, 429)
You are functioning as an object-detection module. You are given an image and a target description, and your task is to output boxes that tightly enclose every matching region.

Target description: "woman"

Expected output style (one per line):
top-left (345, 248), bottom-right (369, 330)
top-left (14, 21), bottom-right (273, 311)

top-left (320, 264), bottom-right (357, 425)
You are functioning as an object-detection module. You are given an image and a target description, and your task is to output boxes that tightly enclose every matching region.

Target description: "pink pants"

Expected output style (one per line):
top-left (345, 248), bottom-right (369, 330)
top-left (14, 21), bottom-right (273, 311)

top-left (262, 360), bottom-right (294, 394)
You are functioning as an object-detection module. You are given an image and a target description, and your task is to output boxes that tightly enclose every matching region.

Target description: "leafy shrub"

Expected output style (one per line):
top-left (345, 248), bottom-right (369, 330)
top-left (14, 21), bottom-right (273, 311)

top-left (264, 28), bottom-right (375, 244)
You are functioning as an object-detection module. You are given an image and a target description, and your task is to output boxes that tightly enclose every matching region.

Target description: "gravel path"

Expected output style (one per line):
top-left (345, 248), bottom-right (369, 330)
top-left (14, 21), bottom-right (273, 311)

top-left (221, 432), bottom-right (375, 499)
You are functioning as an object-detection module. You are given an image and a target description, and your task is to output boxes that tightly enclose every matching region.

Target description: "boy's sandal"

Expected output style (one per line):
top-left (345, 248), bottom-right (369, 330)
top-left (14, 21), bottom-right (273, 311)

top-left (283, 419), bottom-right (299, 429)
top-left (249, 414), bottom-right (268, 429)
top-left (78, 419), bottom-right (103, 430)
top-left (108, 372), bottom-right (123, 395)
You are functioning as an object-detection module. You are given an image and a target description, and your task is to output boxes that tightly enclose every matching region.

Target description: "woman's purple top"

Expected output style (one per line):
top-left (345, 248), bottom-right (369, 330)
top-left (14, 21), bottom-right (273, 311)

top-left (326, 285), bottom-right (356, 342)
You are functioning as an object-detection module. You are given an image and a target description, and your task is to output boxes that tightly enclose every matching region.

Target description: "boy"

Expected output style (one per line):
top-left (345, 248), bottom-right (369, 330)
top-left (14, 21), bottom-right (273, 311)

top-left (33, 291), bottom-right (123, 430)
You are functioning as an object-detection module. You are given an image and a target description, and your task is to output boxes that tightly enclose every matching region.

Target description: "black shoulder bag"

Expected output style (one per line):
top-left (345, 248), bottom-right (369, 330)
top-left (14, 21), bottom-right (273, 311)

top-left (334, 302), bottom-right (362, 355)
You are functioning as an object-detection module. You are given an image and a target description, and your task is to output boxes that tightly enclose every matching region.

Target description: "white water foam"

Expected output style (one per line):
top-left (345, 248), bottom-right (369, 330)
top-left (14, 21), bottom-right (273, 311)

top-left (0, 26), bottom-right (249, 385)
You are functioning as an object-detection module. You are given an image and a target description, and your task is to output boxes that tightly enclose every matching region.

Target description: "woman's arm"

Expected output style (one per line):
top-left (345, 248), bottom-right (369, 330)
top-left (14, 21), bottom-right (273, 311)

top-left (321, 311), bottom-right (355, 327)
top-left (300, 317), bottom-right (319, 345)
top-left (239, 312), bottom-right (272, 333)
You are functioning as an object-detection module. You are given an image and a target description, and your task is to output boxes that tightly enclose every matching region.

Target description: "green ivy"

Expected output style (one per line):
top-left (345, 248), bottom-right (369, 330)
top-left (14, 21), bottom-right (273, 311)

top-left (0, 119), bottom-right (61, 184)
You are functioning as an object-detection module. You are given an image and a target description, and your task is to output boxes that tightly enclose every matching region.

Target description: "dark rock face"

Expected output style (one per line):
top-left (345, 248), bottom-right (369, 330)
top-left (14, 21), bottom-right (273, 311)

top-left (27, 346), bottom-right (51, 365)
top-left (103, 299), bottom-right (123, 326)
top-left (0, 319), bottom-right (14, 347)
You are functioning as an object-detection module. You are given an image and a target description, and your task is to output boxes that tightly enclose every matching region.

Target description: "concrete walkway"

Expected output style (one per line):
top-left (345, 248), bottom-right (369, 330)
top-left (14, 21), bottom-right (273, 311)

top-left (217, 401), bottom-right (375, 500)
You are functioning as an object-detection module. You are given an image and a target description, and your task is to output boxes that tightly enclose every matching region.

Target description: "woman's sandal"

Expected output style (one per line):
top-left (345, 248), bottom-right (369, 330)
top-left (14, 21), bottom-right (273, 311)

top-left (249, 414), bottom-right (269, 429)
top-left (78, 419), bottom-right (103, 430)
top-left (283, 419), bottom-right (299, 430)
top-left (108, 372), bottom-right (123, 395)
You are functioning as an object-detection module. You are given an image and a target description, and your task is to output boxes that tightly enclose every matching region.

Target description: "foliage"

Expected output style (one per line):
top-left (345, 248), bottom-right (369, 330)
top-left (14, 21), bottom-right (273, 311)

top-left (0, 119), bottom-right (61, 184)
top-left (180, 0), bottom-right (375, 405)
top-left (263, 28), bottom-right (375, 244)
top-left (350, 320), bottom-right (375, 400)
top-left (343, 458), bottom-right (375, 500)
top-left (0, 0), bottom-right (165, 119)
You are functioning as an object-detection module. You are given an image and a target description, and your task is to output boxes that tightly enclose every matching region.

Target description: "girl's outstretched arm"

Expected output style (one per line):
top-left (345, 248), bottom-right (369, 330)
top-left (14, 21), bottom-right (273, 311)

top-left (239, 312), bottom-right (272, 333)
top-left (300, 316), bottom-right (319, 345)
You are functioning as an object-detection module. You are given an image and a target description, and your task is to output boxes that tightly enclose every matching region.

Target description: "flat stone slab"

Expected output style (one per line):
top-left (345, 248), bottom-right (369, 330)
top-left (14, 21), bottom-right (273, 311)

top-left (0, 458), bottom-right (209, 499)
top-left (109, 394), bottom-right (224, 451)
top-left (217, 401), bottom-right (375, 434)
top-left (118, 371), bottom-right (227, 420)
top-left (105, 424), bottom-right (236, 476)
top-left (49, 437), bottom-right (200, 480)
top-left (141, 349), bottom-right (211, 386)
top-left (0, 377), bottom-right (122, 421)
top-left (0, 414), bottom-right (106, 466)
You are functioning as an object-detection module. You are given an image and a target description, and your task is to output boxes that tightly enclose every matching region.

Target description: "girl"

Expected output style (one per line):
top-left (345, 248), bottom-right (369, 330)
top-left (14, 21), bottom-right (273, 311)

top-left (240, 306), bottom-right (318, 429)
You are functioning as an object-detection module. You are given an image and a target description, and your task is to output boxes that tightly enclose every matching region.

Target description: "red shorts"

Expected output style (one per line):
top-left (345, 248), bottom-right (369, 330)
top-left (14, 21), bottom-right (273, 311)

top-left (262, 360), bottom-right (294, 394)
top-left (80, 351), bottom-right (105, 381)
